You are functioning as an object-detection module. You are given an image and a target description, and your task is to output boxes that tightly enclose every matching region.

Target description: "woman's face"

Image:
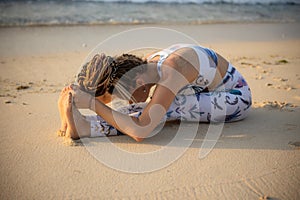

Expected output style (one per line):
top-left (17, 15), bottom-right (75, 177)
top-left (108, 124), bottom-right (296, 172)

top-left (130, 84), bottom-right (150, 103)
top-left (113, 82), bottom-right (150, 104)
top-left (113, 71), bottom-right (153, 103)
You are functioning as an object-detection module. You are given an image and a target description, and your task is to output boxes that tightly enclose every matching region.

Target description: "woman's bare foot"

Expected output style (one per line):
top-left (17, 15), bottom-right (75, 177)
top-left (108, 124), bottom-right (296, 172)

top-left (57, 86), bottom-right (72, 135)
top-left (64, 92), bottom-right (80, 140)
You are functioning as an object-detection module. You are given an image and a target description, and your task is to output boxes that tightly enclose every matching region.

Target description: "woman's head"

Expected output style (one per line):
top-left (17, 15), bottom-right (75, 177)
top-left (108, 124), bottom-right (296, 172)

top-left (77, 53), bottom-right (147, 101)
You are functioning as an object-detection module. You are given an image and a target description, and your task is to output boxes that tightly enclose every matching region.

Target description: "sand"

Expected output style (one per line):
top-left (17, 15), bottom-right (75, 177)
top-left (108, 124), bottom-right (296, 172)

top-left (0, 23), bottom-right (299, 199)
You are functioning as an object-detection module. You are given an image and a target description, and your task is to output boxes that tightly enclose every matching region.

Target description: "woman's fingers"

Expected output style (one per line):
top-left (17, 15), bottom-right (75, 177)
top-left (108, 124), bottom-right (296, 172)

top-left (69, 88), bottom-right (90, 109)
top-left (68, 85), bottom-right (92, 109)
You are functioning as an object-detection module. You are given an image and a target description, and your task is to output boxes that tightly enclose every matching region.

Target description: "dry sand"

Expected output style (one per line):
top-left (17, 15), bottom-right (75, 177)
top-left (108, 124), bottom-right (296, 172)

top-left (0, 23), bottom-right (299, 199)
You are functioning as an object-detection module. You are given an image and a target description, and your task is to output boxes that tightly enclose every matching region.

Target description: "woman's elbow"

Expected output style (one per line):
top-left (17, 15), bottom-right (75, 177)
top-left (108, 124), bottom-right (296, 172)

top-left (130, 128), bottom-right (151, 142)
top-left (130, 130), bottom-right (147, 142)
top-left (133, 136), bottom-right (144, 142)
top-left (126, 122), bottom-right (153, 142)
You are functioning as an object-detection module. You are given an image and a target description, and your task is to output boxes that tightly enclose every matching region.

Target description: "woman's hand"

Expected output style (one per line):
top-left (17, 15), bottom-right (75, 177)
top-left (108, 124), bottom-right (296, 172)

top-left (70, 84), bottom-right (93, 109)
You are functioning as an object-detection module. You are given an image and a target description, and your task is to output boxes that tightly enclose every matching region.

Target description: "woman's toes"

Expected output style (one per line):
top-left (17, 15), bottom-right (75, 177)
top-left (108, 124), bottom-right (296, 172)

top-left (63, 86), bottom-right (69, 93)
top-left (60, 86), bottom-right (71, 96)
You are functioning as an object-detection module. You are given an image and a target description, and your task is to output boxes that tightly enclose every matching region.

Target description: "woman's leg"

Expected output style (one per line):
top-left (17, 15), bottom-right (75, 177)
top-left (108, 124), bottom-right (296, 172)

top-left (198, 87), bottom-right (251, 122)
top-left (165, 89), bottom-right (251, 123)
top-left (165, 68), bottom-right (252, 122)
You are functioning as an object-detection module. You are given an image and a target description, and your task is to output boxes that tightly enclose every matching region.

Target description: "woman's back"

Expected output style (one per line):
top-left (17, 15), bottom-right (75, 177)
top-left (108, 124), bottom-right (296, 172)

top-left (146, 44), bottom-right (229, 91)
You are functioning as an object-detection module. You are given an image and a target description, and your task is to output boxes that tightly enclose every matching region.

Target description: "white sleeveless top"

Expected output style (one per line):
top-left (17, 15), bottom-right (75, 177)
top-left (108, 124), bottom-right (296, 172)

top-left (147, 44), bottom-right (219, 93)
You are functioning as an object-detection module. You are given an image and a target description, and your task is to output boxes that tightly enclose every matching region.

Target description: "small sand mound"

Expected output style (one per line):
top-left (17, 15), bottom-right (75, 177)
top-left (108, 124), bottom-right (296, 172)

top-left (259, 195), bottom-right (270, 200)
top-left (63, 138), bottom-right (82, 146)
top-left (253, 101), bottom-right (297, 111)
top-left (56, 130), bottom-right (82, 146)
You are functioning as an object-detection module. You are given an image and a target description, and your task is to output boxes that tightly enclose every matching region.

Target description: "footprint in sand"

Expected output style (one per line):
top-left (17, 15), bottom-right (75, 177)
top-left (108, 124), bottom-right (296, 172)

top-left (262, 61), bottom-right (272, 65)
top-left (253, 65), bottom-right (262, 69)
top-left (240, 62), bottom-right (261, 69)
top-left (263, 58), bottom-right (289, 66)
top-left (265, 81), bottom-right (295, 91)
top-left (253, 101), bottom-right (297, 111)
top-left (260, 68), bottom-right (271, 74)
top-left (275, 59), bottom-right (289, 65)
top-left (254, 75), bottom-right (263, 80)
top-left (16, 85), bottom-right (30, 90)
top-left (240, 61), bottom-right (253, 66)
top-left (274, 84), bottom-right (295, 91)
top-left (273, 77), bottom-right (288, 82)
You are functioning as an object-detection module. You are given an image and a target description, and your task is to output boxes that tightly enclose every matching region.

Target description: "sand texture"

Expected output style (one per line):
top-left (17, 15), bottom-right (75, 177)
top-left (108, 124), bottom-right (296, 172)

top-left (0, 23), bottom-right (299, 199)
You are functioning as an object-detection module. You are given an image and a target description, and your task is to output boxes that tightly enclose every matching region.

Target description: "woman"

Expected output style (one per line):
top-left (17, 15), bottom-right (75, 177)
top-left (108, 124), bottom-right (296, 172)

top-left (57, 44), bottom-right (252, 142)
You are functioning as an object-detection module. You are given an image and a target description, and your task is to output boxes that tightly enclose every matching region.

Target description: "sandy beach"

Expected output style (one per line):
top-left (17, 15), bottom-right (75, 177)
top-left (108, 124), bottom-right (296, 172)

top-left (0, 23), bottom-right (299, 199)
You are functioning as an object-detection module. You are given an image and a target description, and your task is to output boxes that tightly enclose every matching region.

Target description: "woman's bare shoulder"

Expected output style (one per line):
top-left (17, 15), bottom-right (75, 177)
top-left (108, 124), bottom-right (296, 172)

top-left (143, 50), bottom-right (161, 61)
top-left (163, 47), bottom-right (199, 83)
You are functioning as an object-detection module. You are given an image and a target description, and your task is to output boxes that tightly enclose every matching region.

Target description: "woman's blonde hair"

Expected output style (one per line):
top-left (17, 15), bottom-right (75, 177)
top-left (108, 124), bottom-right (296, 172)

top-left (77, 53), bottom-right (147, 99)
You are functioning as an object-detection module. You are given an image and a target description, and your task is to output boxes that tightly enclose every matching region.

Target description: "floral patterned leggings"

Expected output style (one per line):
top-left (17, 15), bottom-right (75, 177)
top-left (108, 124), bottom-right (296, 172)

top-left (85, 64), bottom-right (252, 137)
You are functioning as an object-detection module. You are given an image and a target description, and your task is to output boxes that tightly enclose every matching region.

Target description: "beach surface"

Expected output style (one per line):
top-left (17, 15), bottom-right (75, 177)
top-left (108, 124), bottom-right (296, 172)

top-left (0, 23), bottom-right (299, 199)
